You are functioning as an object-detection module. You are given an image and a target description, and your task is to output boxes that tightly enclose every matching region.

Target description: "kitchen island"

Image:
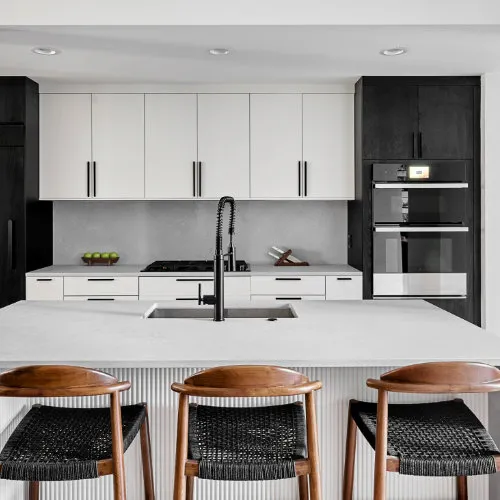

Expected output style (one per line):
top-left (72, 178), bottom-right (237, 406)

top-left (1, 299), bottom-right (499, 499)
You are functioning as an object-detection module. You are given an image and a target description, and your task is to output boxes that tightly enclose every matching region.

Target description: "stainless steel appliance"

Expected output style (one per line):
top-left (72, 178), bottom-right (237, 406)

top-left (372, 162), bottom-right (469, 298)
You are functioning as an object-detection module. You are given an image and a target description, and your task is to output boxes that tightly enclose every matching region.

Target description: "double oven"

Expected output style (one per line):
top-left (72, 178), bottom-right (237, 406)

top-left (372, 162), bottom-right (469, 299)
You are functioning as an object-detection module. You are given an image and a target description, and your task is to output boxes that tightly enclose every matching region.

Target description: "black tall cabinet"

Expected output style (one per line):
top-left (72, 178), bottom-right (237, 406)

top-left (349, 76), bottom-right (481, 325)
top-left (0, 77), bottom-right (52, 308)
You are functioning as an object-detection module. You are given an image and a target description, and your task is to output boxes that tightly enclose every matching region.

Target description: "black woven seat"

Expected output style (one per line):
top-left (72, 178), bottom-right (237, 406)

top-left (351, 399), bottom-right (500, 477)
top-left (188, 402), bottom-right (306, 481)
top-left (0, 403), bottom-right (147, 482)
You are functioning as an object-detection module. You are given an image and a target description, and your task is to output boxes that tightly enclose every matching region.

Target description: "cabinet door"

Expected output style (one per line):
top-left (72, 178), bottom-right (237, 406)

top-left (363, 85), bottom-right (418, 160)
top-left (250, 94), bottom-right (302, 198)
top-left (197, 94), bottom-right (249, 198)
top-left (303, 94), bottom-right (354, 199)
top-left (26, 277), bottom-right (64, 300)
top-left (145, 94), bottom-right (197, 198)
top-left (92, 94), bottom-right (145, 199)
top-left (418, 86), bottom-right (474, 159)
top-left (40, 94), bottom-right (92, 199)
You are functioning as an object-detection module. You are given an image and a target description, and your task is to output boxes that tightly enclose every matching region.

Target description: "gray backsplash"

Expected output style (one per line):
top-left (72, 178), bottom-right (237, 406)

top-left (53, 200), bottom-right (347, 265)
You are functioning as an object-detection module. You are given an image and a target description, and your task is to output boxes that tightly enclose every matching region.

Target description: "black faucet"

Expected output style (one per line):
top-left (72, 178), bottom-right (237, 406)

top-left (198, 196), bottom-right (236, 321)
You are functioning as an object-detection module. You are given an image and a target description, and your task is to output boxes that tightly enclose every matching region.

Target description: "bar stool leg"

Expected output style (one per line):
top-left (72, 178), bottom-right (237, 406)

top-left (173, 394), bottom-right (190, 500)
top-left (298, 475), bottom-right (309, 499)
top-left (140, 408), bottom-right (155, 500)
top-left (342, 402), bottom-right (357, 500)
top-left (373, 390), bottom-right (388, 500)
top-left (110, 392), bottom-right (127, 500)
top-left (456, 476), bottom-right (468, 500)
top-left (305, 392), bottom-right (322, 500)
top-left (186, 476), bottom-right (194, 500)
top-left (28, 481), bottom-right (39, 500)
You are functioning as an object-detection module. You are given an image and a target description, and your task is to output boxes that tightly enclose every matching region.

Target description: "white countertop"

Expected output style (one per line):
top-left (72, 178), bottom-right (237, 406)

top-left (26, 264), bottom-right (361, 277)
top-left (0, 300), bottom-right (498, 368)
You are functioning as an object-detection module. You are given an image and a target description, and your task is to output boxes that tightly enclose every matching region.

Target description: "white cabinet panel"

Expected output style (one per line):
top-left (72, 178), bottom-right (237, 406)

top-left (251, 276), bottom-right (325, 295)
top-left (326, 276), bottom-right (362, 300)
top-left (64, 277), bottom-right (139, 296)
top-left (303, 94), bottom-right (354, 199)
top-left (26, 277), bottom-right (64, 300)
top-left (40, 94), bottom-right (92, 199)
top-left (64, 296), bottom-right (138, 301)
top-left (198, 94), bottom-right (249, 198)
top-left (251, 295), bottom-right (325, 301)
top-left (145, 94), bottom-right (197, 199)
top-left (250, 94), bottom-right (302, 198)
top-left (92, 94), bottom-right (145, 199)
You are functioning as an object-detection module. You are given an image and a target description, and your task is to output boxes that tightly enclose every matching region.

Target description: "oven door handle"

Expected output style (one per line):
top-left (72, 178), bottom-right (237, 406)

top-left (374, 226), bottom-right (469, 233)
top-left (373, 183), bottom-right (468, 189)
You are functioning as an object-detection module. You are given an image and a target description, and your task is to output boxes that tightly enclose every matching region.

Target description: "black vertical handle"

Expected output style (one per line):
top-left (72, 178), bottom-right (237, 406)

top-left (412, 133), bottom-right (416, 159)
top-left (93, 161), bottom-right (97, 197)
top-left (7, 219), bottom-right (15, 271)
top-left (304, 161), bottom-right (308, 197)
top-left (298, 161), bottom-right (302, 196)
top-left (193, 161), bottom-right (197, 197)
top-left (418, 132), bottom-right (423, 158)
top-left (87, 161), bottom-right (91, 197)
top-left (198, 162), bottom-right (202, 197)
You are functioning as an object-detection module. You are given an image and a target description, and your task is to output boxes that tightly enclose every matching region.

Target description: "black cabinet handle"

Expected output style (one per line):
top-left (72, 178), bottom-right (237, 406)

top-left (304, 161), bottom-right (308, 197)
top-left (87, 278), bottom-right (115, 282)
top-left (275, 277), bottom-right (301, 281)
top-left (175, 297), bottom-right (198, 301)
top-left (176, 278), bottom-right (213, 282)
top-left (93, 162), bottom-right (97, 197)
top-left (337, 277), bottom-right (352, 281)
top-left (7, 219), bottom-right (15, 271)
top-left (87, 161), bottom-right (91, 197)
top-left (298, 161), bottom-right (302, 196)
top-left (412, 133), bottom-right (416, 159)
top-left (87, 298), bottom-right (115, 301)
top-left (276, 297), bottom-right (302, 301)
top-left (418, 132), bottom-right (423, 158)
top-left (36, 278), bottom-right (53, 282)
top-left (193, 161), bottom-right (197, 197)
top-left (198, 162), bottom-right (202, 197)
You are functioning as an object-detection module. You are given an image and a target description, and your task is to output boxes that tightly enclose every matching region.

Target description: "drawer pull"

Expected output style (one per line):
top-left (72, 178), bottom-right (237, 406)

top-left (87, 298), bottom-right (115, 301)
top-left (276, 297), bottom-right (302, 301)
top-left (87, 278), bottom-right (115, 282)
top-left (175, 298), bottom-right (198, 301)
top-left (275, 277), bottom-right (301, 281)
top-left (36, 278), bottom-right (53, 282)
top-left (176, 278), bottom-right (213, 282)
top-left (337, 277), bottom-right (353, 281)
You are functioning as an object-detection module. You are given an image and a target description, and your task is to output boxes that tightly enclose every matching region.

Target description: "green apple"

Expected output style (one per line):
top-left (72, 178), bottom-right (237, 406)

top-left (92, 252), bottom-right (101, 259)
top-left (110, 252), bottom-right (119, 259)
top-left (101, 252), bottom-right (110, 259)
top-left (83, 252), bottom-right (92, 259)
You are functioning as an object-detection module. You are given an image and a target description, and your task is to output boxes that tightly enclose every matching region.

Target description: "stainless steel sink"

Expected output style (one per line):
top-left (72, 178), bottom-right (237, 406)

top-left (144, 305), bottom-right (297, 319)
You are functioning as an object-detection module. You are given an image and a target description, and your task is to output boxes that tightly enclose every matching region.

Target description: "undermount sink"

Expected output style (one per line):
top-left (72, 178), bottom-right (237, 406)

top-left (144, 304), bottom-right (297, 319)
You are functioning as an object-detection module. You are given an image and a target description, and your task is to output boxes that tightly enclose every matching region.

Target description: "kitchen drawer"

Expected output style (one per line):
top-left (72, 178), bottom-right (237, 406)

top-left (326, 275), bottom-right (362, 300)
top-left (251, 276), bottom-right (325, 295)
top-left (64, 296), bottom-right (138, 301)
top-left (64, 277), bottom-right (139, 296)
top-left (26, 277), bottom-right (64, 300)
top-left (251, 295), bottom-right (325, 302)
top-left (139, 276), bottom-right (250, 299)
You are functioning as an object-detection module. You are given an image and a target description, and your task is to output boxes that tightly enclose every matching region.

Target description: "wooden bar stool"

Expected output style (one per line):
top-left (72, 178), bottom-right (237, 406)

top-left (342, 362), bottom-right (500, 500)
top-left (0, 365), bottom-right (155, 500)
top-left (171, 365), bottom-right (322, 500)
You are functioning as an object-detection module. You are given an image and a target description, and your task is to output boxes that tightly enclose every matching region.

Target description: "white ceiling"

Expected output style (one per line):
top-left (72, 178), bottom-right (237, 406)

top-left (1, 25), bottom-right (500, 84)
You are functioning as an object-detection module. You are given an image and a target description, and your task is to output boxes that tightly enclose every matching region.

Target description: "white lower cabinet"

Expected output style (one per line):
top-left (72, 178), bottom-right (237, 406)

top-left (251, 295), bottom-right (325, 301)
top-left (326, 276), bottom-right (363, 300)
top-left (26, 277), bottom-right (64, 300)
top-left (64, 277), bottom-right (139, 296)
top-left (251, 276), bottom-right (325, 295)
top-left (64, 296), bottom-right (138, 301)
top-left (139, 276), bottom-right (251, 301)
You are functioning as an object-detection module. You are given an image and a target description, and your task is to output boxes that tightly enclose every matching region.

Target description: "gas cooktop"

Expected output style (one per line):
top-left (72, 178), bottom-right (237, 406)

top-left (141, 260), bottom-right (250, 273)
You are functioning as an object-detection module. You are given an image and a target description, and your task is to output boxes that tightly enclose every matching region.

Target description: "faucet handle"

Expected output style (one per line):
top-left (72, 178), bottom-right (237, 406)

top-left (198, 282), bottom-right (216, 306)
top-left (197, 283), bottom-right (202, 306)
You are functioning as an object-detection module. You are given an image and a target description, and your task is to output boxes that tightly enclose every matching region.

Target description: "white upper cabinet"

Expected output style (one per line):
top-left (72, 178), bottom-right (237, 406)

top-left (197, 94), bottom-right (250, 198)
top-left (145, 94), bottom-right (197, 199)
top-left (250, 94), bottom-right (303, 198)
top-left (302, 94), bottom-right (354, 199)
top-left (91, 94), bottom-right (145, 199)
top-left (40, 94), bottom-right (92, 199)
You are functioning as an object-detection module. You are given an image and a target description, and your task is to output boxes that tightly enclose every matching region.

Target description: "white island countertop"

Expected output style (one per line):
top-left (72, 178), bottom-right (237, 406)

top-left (0, 300), bottom-right (499, 368)
top-left (26, 264), bottom-right (361, 277)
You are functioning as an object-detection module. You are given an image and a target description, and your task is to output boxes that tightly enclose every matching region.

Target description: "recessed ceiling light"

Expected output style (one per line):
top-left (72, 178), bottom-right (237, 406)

top-left (209, 48), bottom-right (230, 56)
top-left (380, 47), bottom-right (407, 57)
top-left (32, 47), bottom-right (60, 56)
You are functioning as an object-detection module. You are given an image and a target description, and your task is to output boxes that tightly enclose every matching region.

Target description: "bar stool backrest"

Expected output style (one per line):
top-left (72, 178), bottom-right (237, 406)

top-left (0, 365), bottom-right (131, 397)
top-left (367, 361), bottom-right (500, 394)
top-left (172, 365), bottom-right (322, 397)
